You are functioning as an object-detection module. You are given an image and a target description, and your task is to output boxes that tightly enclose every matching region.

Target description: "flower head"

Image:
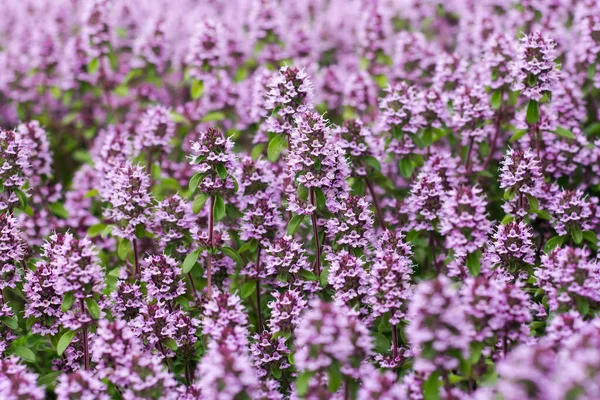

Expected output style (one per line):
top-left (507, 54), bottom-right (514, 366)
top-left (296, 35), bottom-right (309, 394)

top-left (141, 254), bottom-right (185, 301)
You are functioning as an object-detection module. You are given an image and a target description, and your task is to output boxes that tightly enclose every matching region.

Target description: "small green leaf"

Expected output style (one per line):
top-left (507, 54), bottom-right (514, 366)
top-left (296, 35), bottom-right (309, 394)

top-left (240, 281), bottom-right (256, 298)
top-left (213, 195), bottom-right (226, 221)
top-left (216, 164), bottom-right (228, 179)
top-left (251, 143), bottom-right (266, 160)
top-left (38, 371), bottom-right (62, 386)
top-left (182, 250), bottom-right (200, 274)
top-left (14, 188), bottom-right (28, 209)
top-left (170, 112), bottom-right (187, 124)
top-left (118, 239), bottom-right (130, 261)
top-left (287, 215), bottom-right (304, 236)
top-left (571, 225), bottom-right (583, 245)
top-left (509, 129), bottom-right (528, 143)
top-left (193, 193), bottom-right (208, 214)
top-left (163, 338), bottom-right (178, 351)
top-left (320, 267), bottom-right (329, 288)
top-left (423, 371), bottom-right (441, 400)
top-left (48, 203), bottom-right (69, 219)
top-left (191, 80), bottom-right (204, 99)
top-left (13, 346), bottom-right (36, 363)
top-left (399, 157), bottom-right (414, 179)
top-left (544, 235), bottom-right (565, 253)
top-left (62, 292), bottom-right (75, 312)
top-left (85, 298), bottom-right (100, 319)
top-left (469, 342), bottom-right (485, 365)
top-left (298, 269), bottom-right (318, 282)
top-left (327, 363), bottom-right (343, 392)
top-left (267, 134), bottom-right (287, 162)
top-left (84, 189), bottom-right (99, 198)
top-left (555, 126), bottom-right (576, 140)
top-left (526, 100), bottom-right (539, 125)
top-left (363, 156), bottom-right (381, 171)
top-left (296, 371), bottom-right (313, 397)
top-left (87, 223), bottom-right (107, 238)
top-left (466, 250), bottom-right (481, 277)
top-left (576, 296), bottom-right (590, 316)
top-left (583, 230), bottom-right (598, 245)
top-left (189, 173), bottom-right (204, 193)
top-left (501, 215), bottom-right (515, 225)
top-left (201, 111), bottom-right (226, 122)
top-left (491, 90), bottom-right (502, 110)
top-left (57, 330), bottom-right (77, 356)
top-left (374, 333), bottom-right (391, 354)
top-left (221, 246), bottom-right (243, 265)
top-left (87, 58), bottom-right (99, 74)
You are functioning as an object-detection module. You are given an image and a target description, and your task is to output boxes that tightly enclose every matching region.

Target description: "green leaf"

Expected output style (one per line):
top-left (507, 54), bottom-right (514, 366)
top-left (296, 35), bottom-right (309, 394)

top-left (555, 126), bottom-right (576, 140)
top-left (38, 371), bottom-right (62, 387)
top-left (189, 173), bottom-right (204, 194)
top-left (571, 225), bottom-right (583, 245)
top-left (526, 100), bottom-right (539, 125)
top-left (191, 80), bottom-right (204, 100)
top-left (314, 188), bottom-right (326, 210)
top-left (469, 342), bottom-right (485, 365)
top-left (48, 203), bottom-right (69, 219)
top-left (509, 129), bottom-right (528, 143)
top-left (182, 250), bottom-right (200, 274)
top-left (501, 215), bottom-right (515, 225)
top-left (267, 134), bottom-right (287, 162)
top-left (162, 338), bottom-right (178, 351)
top-left (240, 281), bottom-right (256, 298)
top-left (466, 251), bottom-right (481, 277)
top-left (192, 193), bottom-right (208, 214)
top-left (84, 189), bottom-right (99, 198)
top-left (296, 371), bottom-right (313, 397)
top-left (544, 235), bottom-right (565, 253)
top-left (87, 58), bottom-right (99, 74)
top-left (201, 111), bottom-right (226, 122)
top-left (61, 292), bottom-right (75, 312)
top-left (213, 195), bottom-right (226, 221)
top-left (327, 363), bottom-right (343, 392)
top-left (14, 188), bottom-right (28, 209)
top-left (170, 111), bottom-right (187, 124)
top-left (363, 156), bottom-right (381, 171)
top-left (423, 371), bottom-right (441, 400)
top-left (287, 215), bottom-right (304, 236)
top-left (118, 239), bottom-right (130, 261)
top-left (374, 333), bottom-right (391, 354)
top-left (85, 298), bottom-right (100, 319)
top-left (526, 194), bottom-right (539, 212)
top-left (251, 143), bottom-right (266, 160)
top-left (13, 346), bottom-right (36, 363)
top-left (576, 296), bottom-right (590, 316)
top-left (216, 164), bottom-right (228, 179)
top-left (491, 90), bottom-right (502, 110)
top-left (57, 330), bottom-right (77, 356)
top-left (298, 269), bottom-right (318, 282)
top-left (399, 157), bottom-right (414, 179)
top-left (583, 230), bottom-right (598, 245)
top-left (320, 267), bottom-right (329, 288)
top-left (221, 246), bottom-right (243, 265)
top-left (87, 223), bottom-right (107, 238)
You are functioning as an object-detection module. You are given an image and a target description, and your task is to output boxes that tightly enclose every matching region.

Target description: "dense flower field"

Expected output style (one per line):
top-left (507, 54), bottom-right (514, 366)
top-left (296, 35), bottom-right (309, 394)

top-left (1, 0), bottom-right (600, 398)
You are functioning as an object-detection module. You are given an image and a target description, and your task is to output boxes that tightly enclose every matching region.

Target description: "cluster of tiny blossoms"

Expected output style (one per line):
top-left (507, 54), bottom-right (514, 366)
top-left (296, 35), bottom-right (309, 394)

top-left (2, 1), bottom-right (600, 399)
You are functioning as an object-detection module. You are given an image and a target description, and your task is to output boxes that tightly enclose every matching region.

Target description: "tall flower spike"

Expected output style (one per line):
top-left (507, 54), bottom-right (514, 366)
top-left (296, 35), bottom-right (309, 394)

top-left (406, 170), bottom-right (445, 232)
top-left (407, 275), bottom-right (471, 373)
top-left (135, 105), bottom-right (175, 158)
top-left (511, 31), bottom-right (560, 102)
top-left (549, 189), bottom-right (593, 237)
top-left (487, 221), bottom-right (536, 269)
top-left (55, 370), bottom-right (109, 400)
top-left (326, 251), bottom-right (370, 317)
top-left (439, 185), bottom-right (491, 256)
top-left (0, 303), bottom-right (16, 355)
top-left (0, 212), bottom-right (25, 290)
top-left (267, 288), bottom-right (307, 338)
top-left (141, 254), bottom-right (186, 301)
top-left (153, 194), bottom-right (197, 261)
top-left (102, 162), bottom-right (154, 242)
top-left (295, 299), bottom-right (372, 377)
top-left (264, 66), bottom-right (313, 136)
top-left (325, 195), bottom-right (374, 252)
top-left (188, 127), bottom-right (237, 197)
top-left (186, 19), bottom-right (227, 80)
top-left (535, 247), bottom-right (600, 312)
top-left (0, 356), bottom-right (45, 400)
top-left (202, 291), bottom-right (249, 345)
top-left (0, 129), bottom-right (31, 211)
top-left (23, 261), bottom-right (63, 336)
top-left (250, 330), bottom-right (291, 378)
top-left (499, 148), bottom-right (544, 200)
top-left (263, 236), bottom-right (310, 283)
top-left (17, 121), bottom-right (52, 186)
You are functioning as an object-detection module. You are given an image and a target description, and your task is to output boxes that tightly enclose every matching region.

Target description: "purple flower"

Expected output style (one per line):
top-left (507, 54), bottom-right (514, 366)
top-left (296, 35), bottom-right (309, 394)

top-left (249, 331), bottom-right (291, 378)
top-left (325, 195), bottom-right (374, 251)
top-left (357, 364), bottom-right (405, 400)
top-left (55, 370), bottom-right (109, 400)
top-left (0, 356), bottom-right (45, 400)
top-left (186, 19), bottom-right (227, 80)
top-left (202, 291), bottom-right (249, 345)
top-left (439, 185), bottom-right (491, 256)
top-left (109, 280), bottom-right (146, 322)
top-left (535, 247), bottom-right (600, 312)
top-left (263, 236), bottom-right (310, 282)
top-left (500, 148), bottom-right (544, 200)
top-left (0, 129), bottom-right (31, 210)
top-left (153, 194), bottom-right (197, 261)
top-left (326, 250), bottom-right (370, 316)
top-left (135, 105), bottom-right (175, 157)
top-left (487, 221), bottom-right (536, 268)
top-left (240, 196), bottom-right (284, 245)
top-left (17, 121), bottom-right (52, 186)
top-left (295, 299), bottom-right (372, 374)
top-left (549, 189), bottom-right (594, 237)
top-left (406, 170), bottom-right (445, 232)
top-left (451, 84), bottom-right (494, 146)
top-left (103, 162), bottom-right (154, 241)
top-left (188, 127), bottom-right (237, 197)
top-left (0, 303), bottom-right (16, 355)
top-left (0, 212), bottom-right (25, 290)
top-left (267, 288), bottom-right (307, 337)
top-left (511, 31), bottom-right (560, 101)
top-left (23, 261), bottom-right (63, 336)
top-left (407, 275), bottom-right (471, 373)
top-left (141, 254), bottom-right (186, 301)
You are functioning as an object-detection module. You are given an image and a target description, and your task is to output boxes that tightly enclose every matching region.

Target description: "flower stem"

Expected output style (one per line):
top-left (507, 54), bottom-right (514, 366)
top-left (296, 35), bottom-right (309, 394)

top-left (465, 137), bottom-right (475, 174)
top-left (255, 246), bottom-right (263, 333)
top-left (365, 178), bottom-right (385, 229)
top-left (80, 300), bottom-right (89, 370)
top-left (392, 324), bottom-right (398, 360)
top-left (206, 196), bottom-right (215, 299)
top-left (482, 112), bottom-right (502, 171)
top-left (133, 239), bottom-right (140, 278)
top-left (309, 188), bottom-right (321, 277)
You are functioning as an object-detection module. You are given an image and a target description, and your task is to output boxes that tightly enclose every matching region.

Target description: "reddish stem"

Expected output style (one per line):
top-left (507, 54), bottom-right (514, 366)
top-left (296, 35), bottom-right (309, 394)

top-left (309, 189), bottom-right (321, 277)
top-left (206, 196), bottom-right (215, 298)
top-left (133, 239), bottom-right (140, 278)
top-left (80, 300), bottom-right (89, 370)
top-left (365, 178), bottom-right (385, 229)
top-left (392, 324), bottom-right (398, 360)
top-left (255, 246), bottom-right (263, 333)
